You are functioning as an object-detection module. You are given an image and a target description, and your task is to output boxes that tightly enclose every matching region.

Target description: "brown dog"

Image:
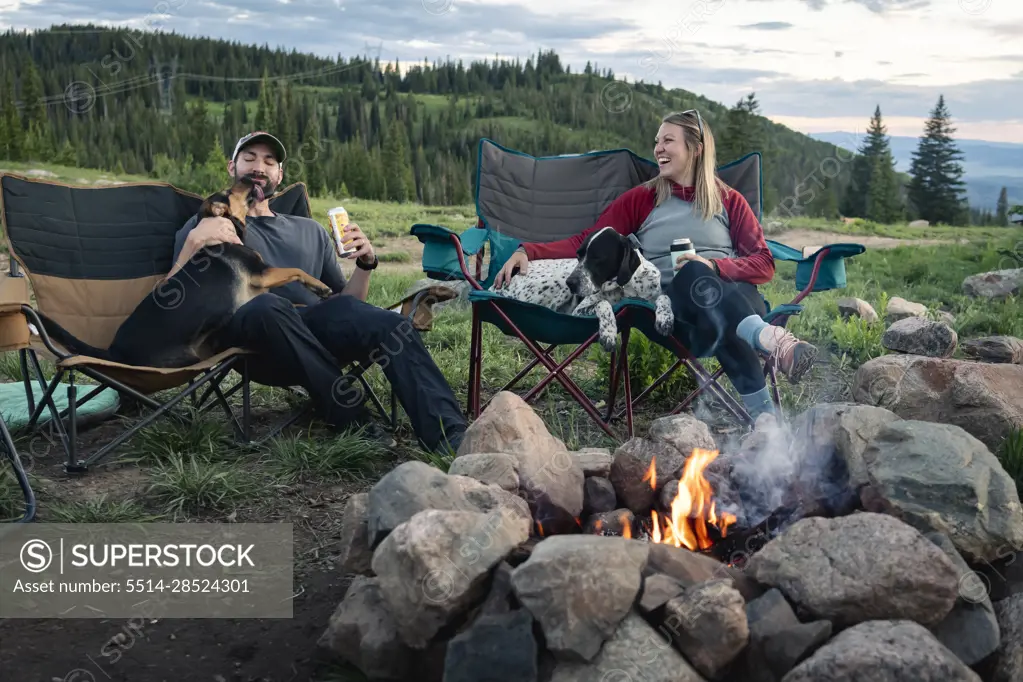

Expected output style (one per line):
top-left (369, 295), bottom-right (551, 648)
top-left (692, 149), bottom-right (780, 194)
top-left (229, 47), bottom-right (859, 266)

top-left (36, 176), bottom-right (332, 367)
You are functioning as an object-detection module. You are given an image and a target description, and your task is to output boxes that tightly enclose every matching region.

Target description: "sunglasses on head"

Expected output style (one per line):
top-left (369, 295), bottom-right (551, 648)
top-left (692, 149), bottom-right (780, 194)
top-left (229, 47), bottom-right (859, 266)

top-left (676, 109), bottom-right (704, 142)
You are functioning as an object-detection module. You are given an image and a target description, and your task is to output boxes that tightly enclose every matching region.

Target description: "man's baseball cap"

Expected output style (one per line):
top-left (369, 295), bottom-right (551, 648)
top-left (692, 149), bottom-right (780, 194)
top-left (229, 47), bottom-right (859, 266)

top-left (232, 131), bottom-right (286, 164)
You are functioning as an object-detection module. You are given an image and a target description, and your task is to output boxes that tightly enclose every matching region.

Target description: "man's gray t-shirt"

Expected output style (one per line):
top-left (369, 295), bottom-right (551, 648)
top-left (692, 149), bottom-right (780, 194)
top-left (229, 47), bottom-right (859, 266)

top-left (172, 213), bottom-right (347, 306)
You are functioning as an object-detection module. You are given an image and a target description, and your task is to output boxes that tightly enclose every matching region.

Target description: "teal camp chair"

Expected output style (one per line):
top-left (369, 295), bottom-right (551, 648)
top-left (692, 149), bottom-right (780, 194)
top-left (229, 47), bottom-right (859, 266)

top-left (411, 138), bottom-right (865, 438)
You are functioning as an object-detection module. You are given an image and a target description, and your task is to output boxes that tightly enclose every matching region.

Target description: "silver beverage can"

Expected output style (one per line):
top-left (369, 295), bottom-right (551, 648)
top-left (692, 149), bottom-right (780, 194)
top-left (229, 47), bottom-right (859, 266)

top-left (671, 238), bottom-right (695, 272)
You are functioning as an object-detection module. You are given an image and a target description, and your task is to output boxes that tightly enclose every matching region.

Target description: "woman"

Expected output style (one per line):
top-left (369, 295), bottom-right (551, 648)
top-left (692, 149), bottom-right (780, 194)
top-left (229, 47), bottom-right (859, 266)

top-left (493, 110), bottom-right (818, 419)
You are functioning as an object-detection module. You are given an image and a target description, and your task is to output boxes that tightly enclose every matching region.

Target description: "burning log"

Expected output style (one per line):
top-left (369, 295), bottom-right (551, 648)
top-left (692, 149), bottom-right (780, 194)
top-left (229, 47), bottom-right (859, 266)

top-left (645, 449), bottom-right (738, 551)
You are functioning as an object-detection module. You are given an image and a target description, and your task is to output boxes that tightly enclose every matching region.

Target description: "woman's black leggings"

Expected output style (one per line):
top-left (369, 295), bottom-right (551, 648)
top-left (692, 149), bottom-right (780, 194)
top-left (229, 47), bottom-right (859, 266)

top-left (667, 260), bottom-right (767, 395)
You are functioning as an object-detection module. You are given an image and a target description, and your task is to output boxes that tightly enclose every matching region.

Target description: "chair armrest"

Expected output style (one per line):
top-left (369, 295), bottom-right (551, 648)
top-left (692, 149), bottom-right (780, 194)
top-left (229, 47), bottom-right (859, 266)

top-left (0, 276), bottom-right (31, 352)
top-left (410, 224), bottom-right (493, 289)
top-left (410, 224), bottom-right (489, 255)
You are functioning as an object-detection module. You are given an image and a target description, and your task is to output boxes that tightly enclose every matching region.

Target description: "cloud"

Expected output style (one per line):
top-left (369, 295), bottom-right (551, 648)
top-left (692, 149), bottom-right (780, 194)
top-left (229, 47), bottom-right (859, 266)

top-left (747, 0), bottom-right (929, 12)
top-left (741, 21), bottom-right (794, 30)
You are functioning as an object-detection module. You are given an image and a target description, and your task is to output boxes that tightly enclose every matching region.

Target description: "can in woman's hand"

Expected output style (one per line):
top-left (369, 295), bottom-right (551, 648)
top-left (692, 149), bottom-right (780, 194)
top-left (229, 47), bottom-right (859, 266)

top-left (671, 238), bottom-right (695, 272)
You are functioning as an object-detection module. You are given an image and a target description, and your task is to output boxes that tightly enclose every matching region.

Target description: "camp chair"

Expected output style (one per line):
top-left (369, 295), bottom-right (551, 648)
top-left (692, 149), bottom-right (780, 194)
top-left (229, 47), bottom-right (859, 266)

top-left (0, 172), bottom-right (395, 473)
top-left (410, 138), bottom-right (865, 439)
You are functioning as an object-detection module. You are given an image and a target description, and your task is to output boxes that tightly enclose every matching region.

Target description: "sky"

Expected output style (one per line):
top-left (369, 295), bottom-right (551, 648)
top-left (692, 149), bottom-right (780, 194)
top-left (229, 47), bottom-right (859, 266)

top-left (1, 0), bottom-right (1021, 143)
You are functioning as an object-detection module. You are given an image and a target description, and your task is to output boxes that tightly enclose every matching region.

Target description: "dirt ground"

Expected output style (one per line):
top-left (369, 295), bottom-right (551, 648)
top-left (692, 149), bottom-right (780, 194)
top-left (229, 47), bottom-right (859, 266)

top-left (770, 229), bottom-right (955, 251)
top-left (0, 408), bottom-right (371, 682)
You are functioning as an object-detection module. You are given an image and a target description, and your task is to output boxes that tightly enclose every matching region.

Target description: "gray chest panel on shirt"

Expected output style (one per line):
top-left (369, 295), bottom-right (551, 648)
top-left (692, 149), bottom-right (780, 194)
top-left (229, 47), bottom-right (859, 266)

top-left (635, 195), bottom-right (735, 290)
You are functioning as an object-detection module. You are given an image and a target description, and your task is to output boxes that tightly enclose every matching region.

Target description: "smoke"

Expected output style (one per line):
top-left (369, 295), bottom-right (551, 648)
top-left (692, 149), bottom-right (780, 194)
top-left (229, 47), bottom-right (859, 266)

top-left (710, 407), bottom-right (859, 535)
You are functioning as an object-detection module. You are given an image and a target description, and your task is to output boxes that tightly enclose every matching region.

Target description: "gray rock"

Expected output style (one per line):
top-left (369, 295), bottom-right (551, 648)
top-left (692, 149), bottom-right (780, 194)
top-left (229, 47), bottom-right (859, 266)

top-left (366, 460), bottom-right (530, 547)
top-left (572, 447), bottom-right (612, 477)
top-left (837, 296), bottom-right (879, 323)
top-left (662, 579), bottom-right (749, 679)
top-left (371, 508), bottom-right (530, 649)
top-left (926, 532), bottom-right (1001, 666)
top-left (609, 437), bottom-right (686, 514)
top-left (447, 453), bottom-right (520, 492)
top-left (885, 296), bottom-right (928, 322)
top-left (747, 512), bottom-right (960, 628)
top-left (510, 535), bottom-right (649, 662)
top-left (789, 401), bottom-right (902, 499)
top-left (317, 576), bottom-right (413, 680)
top-left (582, 476), bottom-right (617, 516)
top-left (740, 589), bottom-right (832, 681)
top-left (583, 508), bottom-right (634, 537)
top-left (338, 493), bottom-right (374, 576)
top-left (548, 611), bottom-right (708, 682)
top-left (963, 336), bottom-right (1023, 364)
top-left (860, 420), bottom-right (1023, 563)
top-left (659, 479), bottom-right (679, 510)
top-left (851, 353), bottom-right (1023, 454)
top-left (638, 573), bottom-right (686, 614)
top-left (781, 620), bottom-right (981, 681)
top-left (648, 413), bottom-right (717, 458)
top-left (963, 268), bottom-right (1023, 299)
top-left (882, 316), bottom-right (958, 358)
top-left (456, 391), bottom-right (584, 534)
top-left (992, 593), bottom-right (1023, 682)
top-left (646, 543), bottom-right (764, 602)
top-left (442, 608), bottom-right (538, 682)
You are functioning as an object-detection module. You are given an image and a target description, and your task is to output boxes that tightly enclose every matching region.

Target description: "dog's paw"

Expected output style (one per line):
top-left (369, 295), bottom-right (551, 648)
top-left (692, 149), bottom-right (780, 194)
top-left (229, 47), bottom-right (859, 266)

top-left (599, 330), bottom-right (617, 353)
top-left (654, 296), bottom-right (675, 336)
top-left (309, 282), bottom-right (332, 298)
top-left (655, 315), bottom-right (674, 337)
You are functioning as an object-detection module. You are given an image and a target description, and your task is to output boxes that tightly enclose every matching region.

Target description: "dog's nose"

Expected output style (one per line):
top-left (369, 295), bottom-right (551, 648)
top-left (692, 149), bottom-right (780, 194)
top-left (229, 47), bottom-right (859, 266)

top-left (566, 273), bottom-right (579, 294)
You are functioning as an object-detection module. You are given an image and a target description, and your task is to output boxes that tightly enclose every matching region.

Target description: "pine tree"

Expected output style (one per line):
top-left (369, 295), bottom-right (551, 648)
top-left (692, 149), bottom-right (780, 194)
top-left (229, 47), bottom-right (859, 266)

top-left (844, 106), bottom-right (899, 219)
top-left (865, 150), bottom-right (903, 223)
top-left (302, 108), bottom-right (325, 197)
top-left (254, 71), bottom-right (275, 131)
top-left (20, 61), bottom-right (52, 160)
top-left (1, 70), bottom-right (24, 161)
top-left (907, 95), bottom-right (968, 225)
top-left (382, 118), bottom-right (413, 202)
top-left (996, 187), bottom-right (1009, 226)
top-left (718, 94), bottom-right (763, 164)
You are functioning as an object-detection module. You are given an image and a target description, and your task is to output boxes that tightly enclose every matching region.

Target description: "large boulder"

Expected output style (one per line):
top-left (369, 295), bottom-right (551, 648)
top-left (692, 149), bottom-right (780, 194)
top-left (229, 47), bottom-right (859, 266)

top-left (852, 354), bottom-right (1023, 453)
top-left (457, 391), bottom-right (584, 533)
top-left (781, 620), bottom-right (982, 681)
top-left (881, 316), bottom-right (957, 358)
top-left (510, 535), bottom-right (649, 662)
top-left (859, 420), bottom-right (1023, 563)
top-left (963, 268), bottom-right (1023, 299)
top-left (371, 508), bottom-right (530, 649)
top-left (992, 593), bottom-right (1023, 682)
top-left (963, 336), bottom-right (1023, 365)
top-left (366, 460), bottom-right (530, 547)
top-left (547, 611), bottom-right (707, 682)
top-left (747, 512), bottom-right (960, 628)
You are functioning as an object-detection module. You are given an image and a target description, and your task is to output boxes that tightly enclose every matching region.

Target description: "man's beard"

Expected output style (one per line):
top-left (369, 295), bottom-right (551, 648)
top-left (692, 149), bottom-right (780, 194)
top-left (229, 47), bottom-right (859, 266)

top-left (237, 171), bottom-right (278, 198)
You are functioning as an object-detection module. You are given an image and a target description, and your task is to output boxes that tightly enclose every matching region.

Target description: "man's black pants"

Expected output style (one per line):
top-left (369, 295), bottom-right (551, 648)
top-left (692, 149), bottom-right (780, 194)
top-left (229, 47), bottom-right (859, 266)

top-left (216, 293), bottom-right (466, 452)
top-left (668, 261), bottom-right (767, 395)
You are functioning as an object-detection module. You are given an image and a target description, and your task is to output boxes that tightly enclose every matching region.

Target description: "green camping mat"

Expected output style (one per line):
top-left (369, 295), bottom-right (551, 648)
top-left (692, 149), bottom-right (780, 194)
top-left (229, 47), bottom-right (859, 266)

top-left (0, 381), bottom-right (120, 432)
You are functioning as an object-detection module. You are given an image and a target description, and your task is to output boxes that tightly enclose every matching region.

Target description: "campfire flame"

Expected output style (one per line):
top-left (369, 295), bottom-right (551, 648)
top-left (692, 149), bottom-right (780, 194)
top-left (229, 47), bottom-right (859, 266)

top-left (649, 449), bottom-right (736, 551)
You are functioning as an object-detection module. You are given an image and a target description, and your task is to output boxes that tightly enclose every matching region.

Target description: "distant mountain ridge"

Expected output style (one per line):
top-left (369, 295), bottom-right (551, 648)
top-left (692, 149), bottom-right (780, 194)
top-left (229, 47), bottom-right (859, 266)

top-left (810, 132), bottom-right (1023, 211)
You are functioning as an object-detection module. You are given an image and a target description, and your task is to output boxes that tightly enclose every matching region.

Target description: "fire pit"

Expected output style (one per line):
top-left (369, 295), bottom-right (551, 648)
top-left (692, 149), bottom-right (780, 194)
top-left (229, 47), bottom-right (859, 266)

top-left (318, 393), bottom-right (1023, 682)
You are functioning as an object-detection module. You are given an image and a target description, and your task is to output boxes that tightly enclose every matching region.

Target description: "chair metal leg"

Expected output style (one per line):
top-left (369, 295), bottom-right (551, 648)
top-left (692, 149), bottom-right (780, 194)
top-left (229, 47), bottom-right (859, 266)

top-left (467, 304), bottom-right (483, 419)
top-left (620, 326), bottom-right (634, 438)
top-left (242, 357), bottom-right (251, 442)
top-left (0, 412), bottom-right (35, 523)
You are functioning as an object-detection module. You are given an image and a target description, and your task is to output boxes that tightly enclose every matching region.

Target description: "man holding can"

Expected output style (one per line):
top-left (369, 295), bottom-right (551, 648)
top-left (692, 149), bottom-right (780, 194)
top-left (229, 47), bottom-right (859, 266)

top-left (170, 131), bottom-right (467, 454)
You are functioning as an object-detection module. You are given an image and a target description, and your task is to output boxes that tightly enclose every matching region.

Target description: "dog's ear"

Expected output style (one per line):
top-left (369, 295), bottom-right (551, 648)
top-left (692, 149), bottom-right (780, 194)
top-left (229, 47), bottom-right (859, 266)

top-left (616, 244), bottom-right (641, 286)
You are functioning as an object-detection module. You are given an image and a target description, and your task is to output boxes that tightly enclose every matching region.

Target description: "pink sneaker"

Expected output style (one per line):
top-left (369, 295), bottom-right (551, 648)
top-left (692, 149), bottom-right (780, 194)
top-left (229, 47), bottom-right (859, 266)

top-left (757, 326), bottom-right (818, 384)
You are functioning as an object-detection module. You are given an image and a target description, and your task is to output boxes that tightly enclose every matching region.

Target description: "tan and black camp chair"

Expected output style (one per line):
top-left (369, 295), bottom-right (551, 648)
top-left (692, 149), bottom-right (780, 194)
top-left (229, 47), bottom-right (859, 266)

top-left (0, 172), bottom-right (394, 473)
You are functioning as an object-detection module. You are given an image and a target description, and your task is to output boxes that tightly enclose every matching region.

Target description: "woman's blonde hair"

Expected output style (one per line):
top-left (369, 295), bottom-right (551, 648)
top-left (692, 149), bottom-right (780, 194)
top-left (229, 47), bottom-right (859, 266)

top-left (644, 110), bottom-right (725, 221)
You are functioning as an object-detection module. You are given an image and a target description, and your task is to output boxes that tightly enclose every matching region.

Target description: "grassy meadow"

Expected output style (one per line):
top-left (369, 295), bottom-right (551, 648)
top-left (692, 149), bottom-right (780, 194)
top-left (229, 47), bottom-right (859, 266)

top-left (0, 163), bottom-right (1021, 532)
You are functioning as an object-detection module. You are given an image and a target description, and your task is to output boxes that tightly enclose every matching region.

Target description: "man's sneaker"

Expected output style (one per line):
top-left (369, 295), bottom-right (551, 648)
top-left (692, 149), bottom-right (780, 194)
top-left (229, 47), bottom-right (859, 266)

top-left (757, 325), bottom-right (818, 384)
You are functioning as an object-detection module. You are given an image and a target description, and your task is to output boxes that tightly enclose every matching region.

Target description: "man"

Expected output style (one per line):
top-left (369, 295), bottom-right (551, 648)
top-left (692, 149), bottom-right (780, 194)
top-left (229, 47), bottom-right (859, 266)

top-left (171, 131), bottom-right (466, 453)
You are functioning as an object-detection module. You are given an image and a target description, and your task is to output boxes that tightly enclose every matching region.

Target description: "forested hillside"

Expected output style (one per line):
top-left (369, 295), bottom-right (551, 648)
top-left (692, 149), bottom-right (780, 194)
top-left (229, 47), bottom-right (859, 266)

top-left (0, 24), bottom-right (875, 217)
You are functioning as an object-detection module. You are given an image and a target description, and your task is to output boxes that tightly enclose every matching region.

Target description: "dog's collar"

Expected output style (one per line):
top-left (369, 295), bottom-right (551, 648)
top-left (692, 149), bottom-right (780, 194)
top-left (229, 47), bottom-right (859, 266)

top-left (626, 233), bottom-right (643, 251)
